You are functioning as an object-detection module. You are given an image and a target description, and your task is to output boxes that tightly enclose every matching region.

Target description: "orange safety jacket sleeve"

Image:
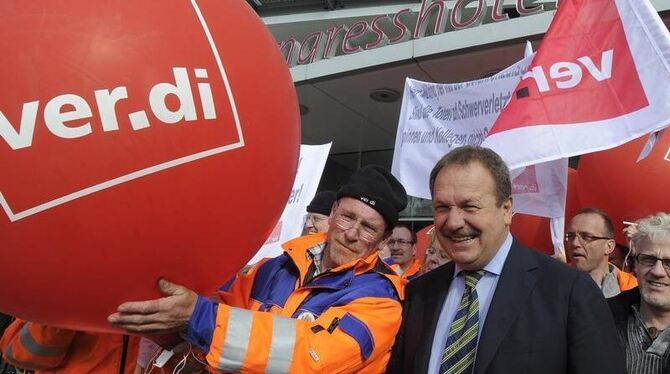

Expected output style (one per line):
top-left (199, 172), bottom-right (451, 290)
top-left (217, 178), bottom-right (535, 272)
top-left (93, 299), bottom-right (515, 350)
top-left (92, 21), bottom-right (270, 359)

top-left (186, 295), bottom-right (402, 373)
top-left (0, 319), bottom-right (75, 371)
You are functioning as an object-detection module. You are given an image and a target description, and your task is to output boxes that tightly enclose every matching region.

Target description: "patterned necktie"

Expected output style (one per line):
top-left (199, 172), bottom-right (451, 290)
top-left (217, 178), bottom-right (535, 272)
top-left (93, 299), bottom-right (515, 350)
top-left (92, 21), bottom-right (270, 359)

top-left (440, 270), bottom-right (486, 374)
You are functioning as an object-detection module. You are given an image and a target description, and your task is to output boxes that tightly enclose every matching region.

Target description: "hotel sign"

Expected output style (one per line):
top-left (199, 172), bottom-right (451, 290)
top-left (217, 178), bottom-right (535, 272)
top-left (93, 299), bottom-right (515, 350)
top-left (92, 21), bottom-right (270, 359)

top-left (278, 0), bottom-right (558, 67)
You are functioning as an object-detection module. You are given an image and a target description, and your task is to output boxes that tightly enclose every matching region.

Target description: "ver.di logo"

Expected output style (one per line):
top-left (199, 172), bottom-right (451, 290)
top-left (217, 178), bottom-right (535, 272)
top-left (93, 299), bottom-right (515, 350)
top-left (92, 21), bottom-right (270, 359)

top-left (0, 0), bottom-right (244, 222)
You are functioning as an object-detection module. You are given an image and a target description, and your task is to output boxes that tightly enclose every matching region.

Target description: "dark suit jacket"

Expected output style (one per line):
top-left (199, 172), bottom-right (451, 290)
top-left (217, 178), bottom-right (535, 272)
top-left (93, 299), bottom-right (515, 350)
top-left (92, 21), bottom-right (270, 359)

top-left (387, 240), bottom-right (626, 374)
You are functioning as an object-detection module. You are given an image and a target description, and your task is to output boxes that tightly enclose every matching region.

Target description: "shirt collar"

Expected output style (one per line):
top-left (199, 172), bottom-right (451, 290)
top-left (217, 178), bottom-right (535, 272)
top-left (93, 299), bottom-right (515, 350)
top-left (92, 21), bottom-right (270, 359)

top-left (306, 241), bottom-right (327, 275)
top-left (601, 264), bottom-right (622, 298)
top-left (454, 232), bottom-right (513, 277)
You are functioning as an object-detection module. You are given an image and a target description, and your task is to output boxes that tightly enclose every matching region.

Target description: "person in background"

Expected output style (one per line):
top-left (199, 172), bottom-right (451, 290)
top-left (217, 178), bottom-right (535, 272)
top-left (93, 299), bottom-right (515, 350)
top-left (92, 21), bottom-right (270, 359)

top-left (387, 223), bottom-right (421, 279)
top-left (609, 212), bottom-right (670, 373)
top-left (301, 190), bottom-right (337, 235)
top-left (419, 227), bottom-right (451, 275)
top-left (566, 207), bottom-right (637, 298)
top-left (0, 320), bottom-right (139, 374)
top-left (0, 314), bottom-right (16, 374)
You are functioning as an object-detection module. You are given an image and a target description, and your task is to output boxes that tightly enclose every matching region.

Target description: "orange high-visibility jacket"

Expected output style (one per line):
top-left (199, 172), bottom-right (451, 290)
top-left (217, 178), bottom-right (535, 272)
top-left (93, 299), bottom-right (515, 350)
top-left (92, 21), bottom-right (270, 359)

top-left (0, 319), bottom-right (139, 374)
top-left (403, 259), bottom-right (422, 280)
top-left (381, 257), bottom-right (421, 280)
top-left (185, 233), bottom-right (405, 373)
top-left (616, 268), bottom-right (638, 292)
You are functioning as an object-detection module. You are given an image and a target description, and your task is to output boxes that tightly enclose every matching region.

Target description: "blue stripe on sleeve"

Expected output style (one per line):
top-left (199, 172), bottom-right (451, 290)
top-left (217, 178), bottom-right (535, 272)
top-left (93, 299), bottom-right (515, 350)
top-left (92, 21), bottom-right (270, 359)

top-left (185, 296), bottom-right (218, 353)
top-left (338, 313), bottom-right (375, 361)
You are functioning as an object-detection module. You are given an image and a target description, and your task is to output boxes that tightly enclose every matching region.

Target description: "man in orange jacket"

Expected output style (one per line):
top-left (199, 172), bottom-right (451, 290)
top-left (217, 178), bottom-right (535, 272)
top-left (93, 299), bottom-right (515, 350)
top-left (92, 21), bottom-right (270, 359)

top-left (385, 223), bottom-right (421, 280)
top-left (0, 319), bottom-right (140, 373)
top-left (566, 208), bottom-right (637, 298)
top-left (109, 165), bottom-right (408, 373)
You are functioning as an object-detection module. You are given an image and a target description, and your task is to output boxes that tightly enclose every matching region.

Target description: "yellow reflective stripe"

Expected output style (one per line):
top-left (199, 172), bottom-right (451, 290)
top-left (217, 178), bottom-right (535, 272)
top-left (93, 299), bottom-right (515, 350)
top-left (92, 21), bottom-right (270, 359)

top-left (265, 315), bottom-right (296, 374)
top-left (217, 307), bottom-right (253, 372)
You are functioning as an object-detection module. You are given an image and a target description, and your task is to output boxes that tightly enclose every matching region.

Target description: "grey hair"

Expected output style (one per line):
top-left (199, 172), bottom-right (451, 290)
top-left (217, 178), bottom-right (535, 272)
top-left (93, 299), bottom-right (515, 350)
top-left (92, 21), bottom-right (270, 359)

top-left (632, 212), bottom-right (670, 248)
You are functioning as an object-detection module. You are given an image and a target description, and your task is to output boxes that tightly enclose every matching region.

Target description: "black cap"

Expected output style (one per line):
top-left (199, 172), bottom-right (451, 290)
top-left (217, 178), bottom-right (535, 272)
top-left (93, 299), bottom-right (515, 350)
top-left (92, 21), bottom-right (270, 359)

top-left (306, 190), bottom-right (337, 215)
top-left (337, 165), bottom-right (408, 228)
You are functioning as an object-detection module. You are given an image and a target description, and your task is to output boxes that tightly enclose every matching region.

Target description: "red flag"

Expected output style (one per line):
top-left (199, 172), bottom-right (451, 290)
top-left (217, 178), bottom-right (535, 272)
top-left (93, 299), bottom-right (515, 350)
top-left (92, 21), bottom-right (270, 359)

top-left (483, 0), bottom-right (670, 168)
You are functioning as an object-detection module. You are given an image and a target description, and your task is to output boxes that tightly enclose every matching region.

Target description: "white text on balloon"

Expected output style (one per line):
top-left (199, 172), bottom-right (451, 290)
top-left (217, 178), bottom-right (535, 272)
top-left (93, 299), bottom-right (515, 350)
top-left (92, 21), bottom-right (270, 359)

top-left (0, 67), bottom-right (216, 150)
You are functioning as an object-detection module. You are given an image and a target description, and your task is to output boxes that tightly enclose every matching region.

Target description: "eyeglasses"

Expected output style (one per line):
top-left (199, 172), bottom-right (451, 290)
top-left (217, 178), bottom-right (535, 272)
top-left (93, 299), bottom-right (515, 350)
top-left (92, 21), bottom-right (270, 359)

top-left (387, 239), bottom-right (414, 247)
top-left (634, 254), bottom-right (670, 272)
top-left (333, 214), bottom-right (382, 242)
top-left (564, 232), bottom-right (612, 244)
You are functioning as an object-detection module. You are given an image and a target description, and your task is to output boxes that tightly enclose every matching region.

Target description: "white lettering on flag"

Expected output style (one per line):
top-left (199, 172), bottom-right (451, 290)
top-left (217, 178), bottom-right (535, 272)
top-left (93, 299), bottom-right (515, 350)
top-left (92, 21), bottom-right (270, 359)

top-left (482, 0), bottom-right (670, 169)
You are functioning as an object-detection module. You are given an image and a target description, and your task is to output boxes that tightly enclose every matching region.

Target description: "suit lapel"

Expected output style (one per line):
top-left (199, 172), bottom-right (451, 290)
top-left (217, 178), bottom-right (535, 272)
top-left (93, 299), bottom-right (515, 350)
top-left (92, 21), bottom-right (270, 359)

top-left (416, 262), bottom-right (455, 373)
top-left (474, 242), bottom-right (539, 374)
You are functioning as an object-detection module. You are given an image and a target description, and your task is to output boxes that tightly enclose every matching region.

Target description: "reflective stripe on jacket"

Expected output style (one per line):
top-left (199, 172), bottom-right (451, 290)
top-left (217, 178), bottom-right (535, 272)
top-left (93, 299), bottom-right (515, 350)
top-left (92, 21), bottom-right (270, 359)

top-left (186, 232), bottom-right (405, 373)
top-left (0, 319), bottom-right (139, 374)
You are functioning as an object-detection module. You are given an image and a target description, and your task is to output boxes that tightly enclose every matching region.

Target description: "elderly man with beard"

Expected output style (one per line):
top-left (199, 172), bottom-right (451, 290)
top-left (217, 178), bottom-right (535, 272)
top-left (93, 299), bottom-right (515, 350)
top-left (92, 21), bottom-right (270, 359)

top-left (609, 212), bottom-right (670, 374)
top-left (387, 146), bottom-right (624, 374)
top-left (109, 165), bottom-right (407, 373)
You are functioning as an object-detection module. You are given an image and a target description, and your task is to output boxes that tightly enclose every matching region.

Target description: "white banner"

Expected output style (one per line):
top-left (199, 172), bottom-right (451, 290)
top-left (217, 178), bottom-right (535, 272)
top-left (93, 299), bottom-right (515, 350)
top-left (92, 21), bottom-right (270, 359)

top-left (248, 143), bottom-right (331, 264)
top-left (391, 56), bottom-right (567, 219)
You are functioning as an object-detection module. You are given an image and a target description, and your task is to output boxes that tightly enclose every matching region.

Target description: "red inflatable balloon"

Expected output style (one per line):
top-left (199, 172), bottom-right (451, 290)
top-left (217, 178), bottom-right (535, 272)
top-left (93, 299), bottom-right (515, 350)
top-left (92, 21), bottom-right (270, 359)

top-left (577, 131), bottom-right (670, 245)
top-left (0, 1), bottom-right (299, 331)
top-left (510, 214), bottom-right (554, 255)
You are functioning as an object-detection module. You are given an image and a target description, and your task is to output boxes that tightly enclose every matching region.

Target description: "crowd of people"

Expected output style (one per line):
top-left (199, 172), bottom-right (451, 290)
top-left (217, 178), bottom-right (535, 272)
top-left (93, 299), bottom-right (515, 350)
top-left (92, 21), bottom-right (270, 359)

top-left (1, 146), bottom-right (669, 373)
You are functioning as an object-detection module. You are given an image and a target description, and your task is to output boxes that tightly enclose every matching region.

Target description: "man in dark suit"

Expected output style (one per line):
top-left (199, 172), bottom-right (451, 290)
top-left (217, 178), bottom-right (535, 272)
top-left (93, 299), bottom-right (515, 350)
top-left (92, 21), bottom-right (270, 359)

top-left (387, 146), bottom-right (625, 374)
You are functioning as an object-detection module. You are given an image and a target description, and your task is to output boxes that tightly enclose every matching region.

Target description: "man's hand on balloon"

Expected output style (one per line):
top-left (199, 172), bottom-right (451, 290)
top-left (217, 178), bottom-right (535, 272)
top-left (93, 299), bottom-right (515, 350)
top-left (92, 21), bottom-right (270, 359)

top-left (108, 278), bottom-right (197, 334)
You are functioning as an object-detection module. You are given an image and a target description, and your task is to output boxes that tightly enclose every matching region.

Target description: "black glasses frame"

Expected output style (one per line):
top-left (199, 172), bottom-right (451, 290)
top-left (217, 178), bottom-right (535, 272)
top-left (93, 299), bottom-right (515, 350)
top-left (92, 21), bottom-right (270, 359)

top-left (633, 254), bottom-right (670, 271)
top-left (564, 232), bottom-right (612, 243)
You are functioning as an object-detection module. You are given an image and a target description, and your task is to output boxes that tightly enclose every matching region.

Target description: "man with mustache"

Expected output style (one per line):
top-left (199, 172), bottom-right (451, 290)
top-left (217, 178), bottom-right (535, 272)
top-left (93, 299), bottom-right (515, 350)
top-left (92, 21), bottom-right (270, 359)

top-left (609, 212), bottom-right (670, 373)
top-left (386, 223), bottom-right (421, 279)
top-left (109, 165), bottom-right (407, 373)
top-left (387, 146), bottom-right (624, 374)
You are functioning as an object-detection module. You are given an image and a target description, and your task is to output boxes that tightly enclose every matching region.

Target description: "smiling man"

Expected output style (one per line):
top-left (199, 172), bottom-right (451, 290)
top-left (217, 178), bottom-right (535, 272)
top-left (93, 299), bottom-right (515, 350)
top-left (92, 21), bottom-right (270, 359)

top-left (566, 208), bottom-right (637, 297)
top-left (109, 165), bottom-right (407, 373)
top-left (387, 146), bottom-right (625, 374)
top-left (609, 212), bottom-right (670, 374)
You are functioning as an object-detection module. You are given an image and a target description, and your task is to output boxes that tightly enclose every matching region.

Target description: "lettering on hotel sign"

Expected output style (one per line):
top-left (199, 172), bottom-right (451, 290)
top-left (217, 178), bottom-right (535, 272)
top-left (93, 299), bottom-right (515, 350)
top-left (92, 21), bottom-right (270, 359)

top-left (279, 0), bottom-right (560, 67)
